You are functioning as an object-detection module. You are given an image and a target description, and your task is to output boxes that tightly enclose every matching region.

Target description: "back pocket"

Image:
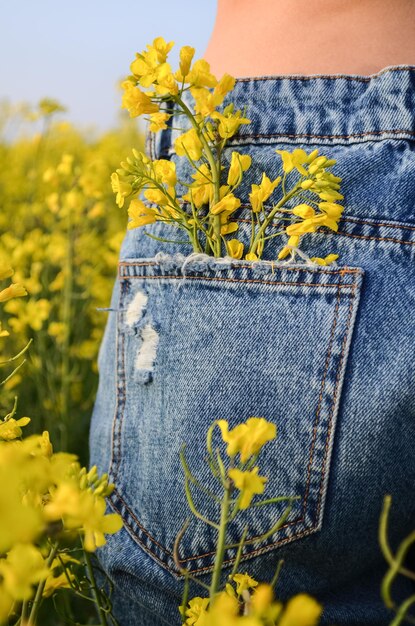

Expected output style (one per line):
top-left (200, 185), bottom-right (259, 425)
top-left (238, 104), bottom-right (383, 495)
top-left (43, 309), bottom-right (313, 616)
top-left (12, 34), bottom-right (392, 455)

top-left (108, 254), bottom-right (364, 576)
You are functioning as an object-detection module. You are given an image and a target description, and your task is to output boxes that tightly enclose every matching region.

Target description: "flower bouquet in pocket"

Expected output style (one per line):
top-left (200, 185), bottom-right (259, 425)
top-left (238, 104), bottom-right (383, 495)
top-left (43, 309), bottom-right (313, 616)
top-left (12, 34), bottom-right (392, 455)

top-left (112, 37), bottom-right (345, 265)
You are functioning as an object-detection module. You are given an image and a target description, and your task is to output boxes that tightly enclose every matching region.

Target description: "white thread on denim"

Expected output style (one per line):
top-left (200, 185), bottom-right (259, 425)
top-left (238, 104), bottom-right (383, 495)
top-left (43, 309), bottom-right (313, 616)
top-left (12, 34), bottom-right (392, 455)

top-left (135, 323), bottom-right (159, 371)
top-left (281, 246), bottom-right (320, 267)
top-left (126, 290), bottom-right (148, 327)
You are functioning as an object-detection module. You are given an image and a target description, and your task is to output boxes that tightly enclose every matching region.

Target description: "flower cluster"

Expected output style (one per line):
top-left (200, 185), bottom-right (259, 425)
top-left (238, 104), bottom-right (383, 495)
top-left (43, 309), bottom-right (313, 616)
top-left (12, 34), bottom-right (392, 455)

top-left (181, 585), bottom-right (322, 626)
top-left (0, 102), bottom-right (142, 453)
top-left (0, 420), bottom-right (122, 623)
top-left (177, 416), bottom-right (321, 625)
top-left (113, 37), bottom-right (344, 264)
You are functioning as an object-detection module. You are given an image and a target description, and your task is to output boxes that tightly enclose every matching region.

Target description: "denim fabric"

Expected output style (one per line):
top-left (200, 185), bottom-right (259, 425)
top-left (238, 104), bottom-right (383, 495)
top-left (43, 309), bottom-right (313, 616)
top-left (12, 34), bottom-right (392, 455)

top-left (89, 65), bottom-right (415, 625)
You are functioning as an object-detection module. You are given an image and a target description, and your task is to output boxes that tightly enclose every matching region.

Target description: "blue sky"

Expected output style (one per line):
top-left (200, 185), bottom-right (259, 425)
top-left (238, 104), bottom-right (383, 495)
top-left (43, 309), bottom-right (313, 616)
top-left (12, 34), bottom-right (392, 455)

top-left (2, 1), bottom-right (217, 132)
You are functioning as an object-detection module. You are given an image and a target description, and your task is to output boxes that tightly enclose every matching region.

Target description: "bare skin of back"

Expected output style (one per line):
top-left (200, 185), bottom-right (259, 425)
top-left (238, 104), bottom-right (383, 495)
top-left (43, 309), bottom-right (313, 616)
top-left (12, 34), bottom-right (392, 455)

top-left (204, 0), bottom-right (415, 77)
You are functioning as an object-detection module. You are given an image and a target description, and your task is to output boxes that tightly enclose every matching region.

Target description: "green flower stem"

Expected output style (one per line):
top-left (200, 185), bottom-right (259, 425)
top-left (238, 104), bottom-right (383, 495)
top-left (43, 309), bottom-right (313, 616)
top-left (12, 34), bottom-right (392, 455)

top-left (28, 542), bottom-right (59, 625)
top-left (249, 185), bottom-right (301, 256)
top-left (209, 482), bottom-right (231, 598)
top-left (82, 540), bottom-right (110, 626)
top-left (228, 525), bottom-right (249, 580)
top-left (174, 95), bottom-right (222, 256)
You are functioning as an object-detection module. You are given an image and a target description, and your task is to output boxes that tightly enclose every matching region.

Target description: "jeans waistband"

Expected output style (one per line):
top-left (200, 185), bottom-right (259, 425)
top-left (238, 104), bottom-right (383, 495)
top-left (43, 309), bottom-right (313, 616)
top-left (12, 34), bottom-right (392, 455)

top-left (148, 65), bottom-right (415, 158)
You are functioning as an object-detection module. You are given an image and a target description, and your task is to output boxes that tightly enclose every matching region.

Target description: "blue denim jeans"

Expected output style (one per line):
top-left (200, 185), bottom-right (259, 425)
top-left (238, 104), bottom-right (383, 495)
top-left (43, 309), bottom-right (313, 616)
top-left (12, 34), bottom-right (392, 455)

top-left (89, 65), bottom-right (415, 625)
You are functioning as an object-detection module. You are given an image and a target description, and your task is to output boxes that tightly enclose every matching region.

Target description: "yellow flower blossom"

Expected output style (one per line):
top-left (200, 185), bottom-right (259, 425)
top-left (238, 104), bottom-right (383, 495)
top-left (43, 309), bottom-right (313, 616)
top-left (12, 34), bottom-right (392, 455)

top-left (228, 467), bottom-right (267, 509)
top-left (215, 73), bottom-right (236, 99)
top-left (121, 82), bottom-right (159, 118)
top-left (278, 594), bottom-right (322, 626)
top-left (183, 167), bottom-right (214, 209)
top-left (292, 204), bottom-right (315, 219)
top-left (227, 238), bottom-right (244, 259)
top-left (0, 322), bottom-right (9, 337)
top-left (178, 45), bottom-right (195, 80)
top-left (217, 417), bottom-right (276, 462)
top-left (232, 572), bottom-right (259, 596)
top-left (310, 254), bottom-right (339, 266)
top-left (318, 201), bottom-right (344, 219)
top-left (275, 148), bottom-right (309, 175)
top-left (286, 213), bottom-right (338, 236)
top-left (130, 37), bottom-right (174, 84)
top-left (43, 570), bottom-right (76, 598)
top-left (249, 173), bottom-right (281, 213)
top-left (144, 188), bottom-right (171, 206)
top-left (153, 159), bottom-right (177, 187)
top-left (111, 172), bottom-right (132, 208)
top-left (200, 591), bottom-right (240, 626)
top-left (0, 283), bottom-right (27, 303)
top-left (220, 222), bottom-right (239, 236)
top-left (210, 193), bottom-right (241, 216)
top-left (0, 416), bottom-right (31, 441)
top-left (127, 199), bottom-right (158, 229)
top-left (210, 109), bottom-right (251, 139)
top-left (184, 59), bottom-right (218, 88)
top-left (175, 128), bottom-right (203, 161)
top-left (0, 543), bottom-right (49, 601)
top-left (277, 235), bottom-right (301, 260)
top-left (149, 36), bottom-right (175, 64)
top-left (245, 252), bottom-right (258, 261)
top-left (179, 596), bottom-right (210, 625)
top-left (43, 482), bottom-right (123, 551)
top-left (318, 189), bottom-right (344, 201)
top-left (154, 63), bottom-right (179, 96)
top-left (227, 152), bottom-right (252, 187)
top-left (149, 112), bottom-right (170, 133)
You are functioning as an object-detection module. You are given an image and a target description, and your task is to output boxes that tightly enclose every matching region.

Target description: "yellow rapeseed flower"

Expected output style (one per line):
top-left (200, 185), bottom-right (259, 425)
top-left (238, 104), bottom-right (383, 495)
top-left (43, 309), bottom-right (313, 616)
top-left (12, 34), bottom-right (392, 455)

top-left (227, 152), bottom-right (252, 187)
top-left (318, 201), bottom-right (344, 219)
top-left (245, 252), bottom-right (258, 261)
top-left (0, 416), bottom-right (31, 441)
top-left (0, 283), bottom-right (27, 303)
top-left (278, 594), bottom-right (322, 626)
top-left (278, 235), bottom-right (301, 260)
top-left (111, 172), bottom-right (132, 208)
top-left (180, 596), bottom-right (210, 625)
top-left (210, 109), bottom-right (251, 140)
top-left (285, 213), bottom-right (338, 236)
top-left (292, 204), bottom-right (315, 219)
top-left (43, 570), bottom-right (76, 598)
top-left (183, 164), bottom-right (214, 208)
top-left (249, 173), bottom-right (281, 213)
top-left (121, 82), bottom-right (159, 118)
top-left (228, 467), bottom-right (267, 509)
top-left (232, 572), bottom-right (259, 596)
top-left (154, 63), bottom-right (179, 96)
top-left (217, 417), bottom-right (276, 462)
top-left (0, 543), bottom-right (49, 601)
top-left (220, 222), bottom-right (239, 236)
top-left (175, 128), bottom-right (203, 161)
top-left (275, 148), bottom-right (309, 175)
top-left (227, 238), bottom-right (244, 259)
top-left (153, 159), bottom-right (177, 187)
top-left (210, 193), bottom-right (241, 216)
top-left (178, 45), bottom-right (195, 80)
top-left (310, 254), bottom-right (339, 266)
top-left (127, 199), bottom-right (158, 229)
top-left (149, 112), bottom-right (170, 133)
top-left (184, 59), bottom-right (218, 88)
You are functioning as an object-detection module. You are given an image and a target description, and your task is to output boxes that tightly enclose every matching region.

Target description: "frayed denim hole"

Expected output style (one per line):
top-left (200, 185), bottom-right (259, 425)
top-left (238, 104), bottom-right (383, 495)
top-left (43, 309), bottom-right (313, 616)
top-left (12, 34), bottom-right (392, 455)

top-left (133, 319), bottom-right (160, 385)
top-left (125, 288), bottom-right (148, 328)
